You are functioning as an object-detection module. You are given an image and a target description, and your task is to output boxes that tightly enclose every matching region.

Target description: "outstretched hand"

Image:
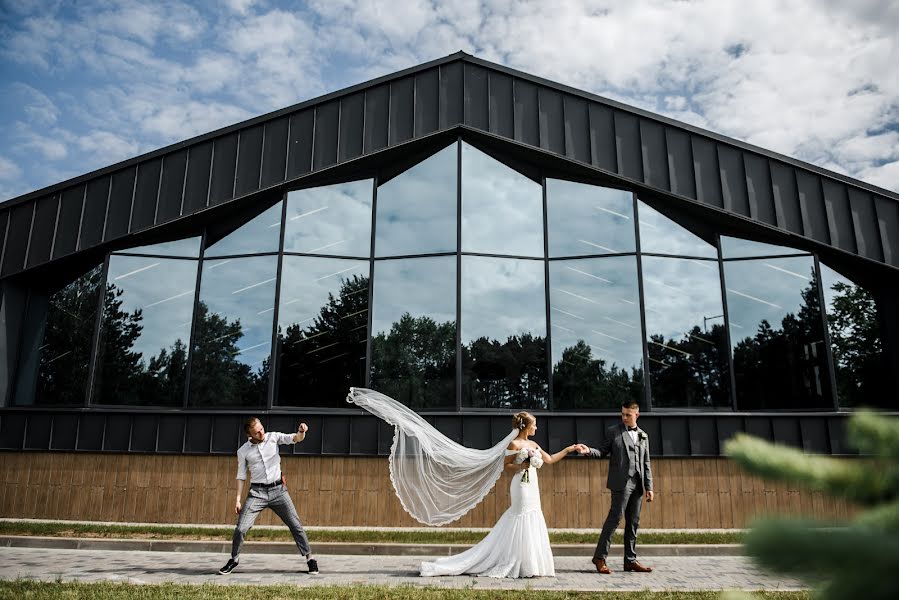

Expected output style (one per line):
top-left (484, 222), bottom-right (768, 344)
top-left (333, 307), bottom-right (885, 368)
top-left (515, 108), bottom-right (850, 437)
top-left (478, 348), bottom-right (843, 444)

top-left (297, 423), bottom-right (308, 434)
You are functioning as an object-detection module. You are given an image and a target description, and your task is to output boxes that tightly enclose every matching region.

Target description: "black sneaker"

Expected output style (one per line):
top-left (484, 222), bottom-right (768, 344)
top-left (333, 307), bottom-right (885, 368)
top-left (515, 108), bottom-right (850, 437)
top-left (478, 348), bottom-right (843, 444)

top-left (307, 558), bottom-right (319, 575)
top-left (218, 558), bottom-right (239, 575)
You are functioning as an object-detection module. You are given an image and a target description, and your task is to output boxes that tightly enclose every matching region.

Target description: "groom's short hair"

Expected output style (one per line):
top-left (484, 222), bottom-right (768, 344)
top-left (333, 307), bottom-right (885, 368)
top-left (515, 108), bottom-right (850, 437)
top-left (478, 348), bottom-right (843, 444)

top-left (243, 417), bottom-right (261, 434)
top-left (621, 400), bottom-right (641, 410)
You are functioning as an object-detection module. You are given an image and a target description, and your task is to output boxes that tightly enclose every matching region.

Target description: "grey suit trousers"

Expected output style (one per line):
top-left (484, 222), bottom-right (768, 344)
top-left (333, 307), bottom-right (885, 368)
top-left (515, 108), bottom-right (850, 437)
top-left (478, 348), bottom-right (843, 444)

top-left (231, 484), bottom-right (311, 559)
top-left (594, 473), bottom-right (644, 563)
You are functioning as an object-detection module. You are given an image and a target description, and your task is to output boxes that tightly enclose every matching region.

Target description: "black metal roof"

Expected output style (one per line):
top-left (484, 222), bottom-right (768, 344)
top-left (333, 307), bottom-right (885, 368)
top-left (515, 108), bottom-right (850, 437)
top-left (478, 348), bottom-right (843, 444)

top-left (2, 51), bottom-right (898, 280)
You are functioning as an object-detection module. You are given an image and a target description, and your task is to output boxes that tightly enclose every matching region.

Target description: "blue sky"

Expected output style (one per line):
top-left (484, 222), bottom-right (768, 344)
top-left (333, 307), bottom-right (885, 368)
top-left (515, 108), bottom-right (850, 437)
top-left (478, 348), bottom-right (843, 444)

top-left (1, 0), bottom-right (898, 202)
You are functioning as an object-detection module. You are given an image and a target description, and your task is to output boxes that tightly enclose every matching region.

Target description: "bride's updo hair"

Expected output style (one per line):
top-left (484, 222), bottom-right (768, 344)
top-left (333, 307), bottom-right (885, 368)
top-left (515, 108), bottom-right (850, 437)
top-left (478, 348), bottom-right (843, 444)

top-left (513, 411), bottom-right (535, 431)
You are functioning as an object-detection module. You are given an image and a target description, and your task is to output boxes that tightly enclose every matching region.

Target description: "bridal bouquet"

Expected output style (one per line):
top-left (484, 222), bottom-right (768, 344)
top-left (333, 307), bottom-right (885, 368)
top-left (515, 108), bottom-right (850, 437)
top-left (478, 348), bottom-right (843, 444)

top-left (514, 448), bottom-right (544, 483)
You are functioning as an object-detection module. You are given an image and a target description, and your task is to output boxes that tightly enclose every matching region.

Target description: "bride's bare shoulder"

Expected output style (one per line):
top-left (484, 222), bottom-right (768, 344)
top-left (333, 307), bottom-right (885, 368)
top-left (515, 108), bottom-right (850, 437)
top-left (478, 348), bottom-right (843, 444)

top-left (507, 439), bottom-right (523, 451)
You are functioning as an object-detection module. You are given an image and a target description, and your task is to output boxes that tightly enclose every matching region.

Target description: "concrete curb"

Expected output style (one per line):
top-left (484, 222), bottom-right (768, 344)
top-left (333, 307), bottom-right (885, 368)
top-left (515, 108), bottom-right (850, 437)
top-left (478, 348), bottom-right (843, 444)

top-left (0, 536), bottom-right (745, 557)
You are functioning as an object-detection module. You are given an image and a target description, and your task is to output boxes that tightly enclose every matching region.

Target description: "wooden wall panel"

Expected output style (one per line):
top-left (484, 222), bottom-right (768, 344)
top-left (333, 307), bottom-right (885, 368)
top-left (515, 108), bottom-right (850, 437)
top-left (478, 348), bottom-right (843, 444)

top-left (0, 453), bottom-right (854, 528)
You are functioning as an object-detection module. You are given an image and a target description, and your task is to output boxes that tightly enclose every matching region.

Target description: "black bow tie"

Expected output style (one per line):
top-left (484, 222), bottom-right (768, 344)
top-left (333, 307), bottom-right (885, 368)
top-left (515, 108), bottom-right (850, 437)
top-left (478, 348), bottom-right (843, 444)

top-left (626, 427), bottom-right (638, 432)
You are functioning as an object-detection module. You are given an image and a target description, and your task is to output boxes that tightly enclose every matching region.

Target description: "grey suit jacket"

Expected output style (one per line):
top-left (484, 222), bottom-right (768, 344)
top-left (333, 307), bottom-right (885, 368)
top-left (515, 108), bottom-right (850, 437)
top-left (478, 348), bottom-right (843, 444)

top-left (588, 423), bottom-right (653, 492)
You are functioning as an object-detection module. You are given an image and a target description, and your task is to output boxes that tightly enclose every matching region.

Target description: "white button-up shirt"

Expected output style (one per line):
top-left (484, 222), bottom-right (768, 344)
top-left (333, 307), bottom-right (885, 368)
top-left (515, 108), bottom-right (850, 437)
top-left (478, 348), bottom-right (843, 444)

top-left (236, 432), bottom-right (296, 484)
top-left (626, 427), bottom-right (639, 445)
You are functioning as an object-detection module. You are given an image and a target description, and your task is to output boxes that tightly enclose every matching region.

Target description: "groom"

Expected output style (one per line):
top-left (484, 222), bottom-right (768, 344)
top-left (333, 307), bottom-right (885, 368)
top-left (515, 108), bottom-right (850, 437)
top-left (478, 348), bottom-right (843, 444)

top-left (575, 399), bottom-right (654, 574)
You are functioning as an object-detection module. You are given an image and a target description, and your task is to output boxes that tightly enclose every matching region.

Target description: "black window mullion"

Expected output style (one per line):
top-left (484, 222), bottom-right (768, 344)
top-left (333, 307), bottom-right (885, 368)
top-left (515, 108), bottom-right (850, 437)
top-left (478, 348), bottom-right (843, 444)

top-left (268, 193), bottom-right (288, 410)
top-left (182, 229), bottom-right (207, 408)
top-left (542, 175), bottom-right (553, 411)
top-left (717, 234), bottom-right (738, 411)
top-left (365, 178), bottom-right (378, 388)
top-left (455, 138), bottom-right (463, 412)
top-left (633, 195), bottom-right (652, 411)
top-left (814, 254), bottom-right (840, 410)
top-left (85, 256), bottom-right (111, 406)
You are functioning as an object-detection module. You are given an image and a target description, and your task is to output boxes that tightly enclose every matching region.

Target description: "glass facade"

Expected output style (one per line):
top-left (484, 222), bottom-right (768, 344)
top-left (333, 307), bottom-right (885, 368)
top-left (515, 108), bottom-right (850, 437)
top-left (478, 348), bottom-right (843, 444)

top-left (10, 139), bottom-right (894, 412)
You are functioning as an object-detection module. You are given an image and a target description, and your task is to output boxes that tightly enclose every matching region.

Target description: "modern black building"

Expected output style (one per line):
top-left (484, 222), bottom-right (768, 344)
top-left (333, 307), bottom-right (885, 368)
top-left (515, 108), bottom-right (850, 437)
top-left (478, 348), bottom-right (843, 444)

top-left (1, 52), bottom-right (897, 458)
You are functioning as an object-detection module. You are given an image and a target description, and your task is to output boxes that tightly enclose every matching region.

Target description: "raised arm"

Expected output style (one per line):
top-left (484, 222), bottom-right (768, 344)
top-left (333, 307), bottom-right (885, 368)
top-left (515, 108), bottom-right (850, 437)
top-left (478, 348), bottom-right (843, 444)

top-left (539, 444), bottom-right (576, 464)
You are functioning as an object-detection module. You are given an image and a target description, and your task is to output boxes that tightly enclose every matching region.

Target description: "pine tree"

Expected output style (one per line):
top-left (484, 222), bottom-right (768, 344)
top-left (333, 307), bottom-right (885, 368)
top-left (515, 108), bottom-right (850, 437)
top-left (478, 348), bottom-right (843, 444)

top-left (724, 410), bottom-right (899, 599)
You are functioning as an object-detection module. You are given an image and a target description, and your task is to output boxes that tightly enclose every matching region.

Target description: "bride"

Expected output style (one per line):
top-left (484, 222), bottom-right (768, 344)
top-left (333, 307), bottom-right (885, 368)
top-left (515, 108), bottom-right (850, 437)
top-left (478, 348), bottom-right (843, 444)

top-left (346, 389), bottom-right (576, 578)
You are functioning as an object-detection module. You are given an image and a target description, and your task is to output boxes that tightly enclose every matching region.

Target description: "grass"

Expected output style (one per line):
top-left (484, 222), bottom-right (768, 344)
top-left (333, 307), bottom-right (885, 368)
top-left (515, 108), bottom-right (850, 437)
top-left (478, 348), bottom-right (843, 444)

top-left (0, 581), bottom-right (811, 600)
top-left (0, 522), bottom-right (744, 545)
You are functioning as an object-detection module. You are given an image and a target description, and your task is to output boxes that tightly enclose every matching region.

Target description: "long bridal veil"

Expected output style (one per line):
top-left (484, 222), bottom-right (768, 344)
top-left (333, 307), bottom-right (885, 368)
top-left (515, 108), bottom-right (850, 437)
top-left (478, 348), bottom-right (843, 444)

top-left (347, 387), bottom-right (518, 526)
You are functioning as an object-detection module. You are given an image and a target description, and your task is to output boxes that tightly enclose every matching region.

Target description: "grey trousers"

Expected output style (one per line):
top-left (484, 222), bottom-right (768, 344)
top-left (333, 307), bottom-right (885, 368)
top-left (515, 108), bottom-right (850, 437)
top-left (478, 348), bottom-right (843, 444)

top-left (594, 473), bottom-right (644, 563)
top-left (231, 485), bottom-right (311, 560)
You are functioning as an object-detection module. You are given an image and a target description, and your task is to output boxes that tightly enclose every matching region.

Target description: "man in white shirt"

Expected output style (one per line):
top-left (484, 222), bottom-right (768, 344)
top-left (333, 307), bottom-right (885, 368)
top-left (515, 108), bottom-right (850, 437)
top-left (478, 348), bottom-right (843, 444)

top-left (219, 417), bottom-right (318, 575)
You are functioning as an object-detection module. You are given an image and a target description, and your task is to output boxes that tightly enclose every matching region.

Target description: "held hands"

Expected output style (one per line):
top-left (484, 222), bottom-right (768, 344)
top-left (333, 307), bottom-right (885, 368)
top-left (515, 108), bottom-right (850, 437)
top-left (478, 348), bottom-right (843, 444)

top-left (573, 443), bottom-right (590, 454)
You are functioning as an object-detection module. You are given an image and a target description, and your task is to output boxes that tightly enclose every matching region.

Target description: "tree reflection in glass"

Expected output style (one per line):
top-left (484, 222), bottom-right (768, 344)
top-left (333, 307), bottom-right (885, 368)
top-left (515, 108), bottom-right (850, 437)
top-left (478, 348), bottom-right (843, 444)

top-left (549, 257), bottom-right (643, 409)
top-left (461, 143), bottom-right (543, 257)
top-left (24, 264), bottom-right (104, 405)
top-left (93, 256), bottom-right (198, 406)
top-left (546, 179), bottom-right (635, 257)
top-left (204, 201), bottom-right (282, 257)
top-left (283, 180), bottom-right (373, 257)
top-left (370, 257), bottom-right (456, 409)
top-left (461, 257), bottom-right (547, 409)
top-left (725, 255), bottom-right (833, 409)
top-left (375, 143), bottom-right (457, 257)
top-left (275, 257), bottom-right (369, 408)
top-left (642, 256), bottom-right (730, 408)
top-left (638, 202), bottom-right (717, 258)
top-left (189, 256), bottom-right (277, 406)
top-left (819, 263), bottom-right (890, 408)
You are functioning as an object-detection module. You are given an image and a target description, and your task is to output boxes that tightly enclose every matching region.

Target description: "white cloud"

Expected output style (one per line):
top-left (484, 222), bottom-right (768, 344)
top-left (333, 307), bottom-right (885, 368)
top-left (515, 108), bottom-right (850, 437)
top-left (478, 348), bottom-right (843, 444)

top-left (0, 156), bottom-right (24, 181)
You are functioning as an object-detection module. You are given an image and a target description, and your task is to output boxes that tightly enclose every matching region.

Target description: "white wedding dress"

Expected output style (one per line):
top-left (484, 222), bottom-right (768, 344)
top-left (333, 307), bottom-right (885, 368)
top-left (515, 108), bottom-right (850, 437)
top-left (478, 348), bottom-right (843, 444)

top-left (419, 450), bottom-right (555, 578)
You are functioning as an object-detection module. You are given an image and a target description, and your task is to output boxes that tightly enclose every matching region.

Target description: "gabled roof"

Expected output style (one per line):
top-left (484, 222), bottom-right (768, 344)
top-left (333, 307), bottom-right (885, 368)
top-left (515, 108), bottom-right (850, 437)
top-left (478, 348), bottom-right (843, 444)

top-left (2, 51), bottom-right (897, 280)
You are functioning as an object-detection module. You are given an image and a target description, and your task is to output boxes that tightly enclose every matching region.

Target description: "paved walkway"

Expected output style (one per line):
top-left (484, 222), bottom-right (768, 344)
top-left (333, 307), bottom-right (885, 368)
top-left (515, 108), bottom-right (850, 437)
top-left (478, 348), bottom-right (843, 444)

top-left (0, 547), bottom-right (805, 592)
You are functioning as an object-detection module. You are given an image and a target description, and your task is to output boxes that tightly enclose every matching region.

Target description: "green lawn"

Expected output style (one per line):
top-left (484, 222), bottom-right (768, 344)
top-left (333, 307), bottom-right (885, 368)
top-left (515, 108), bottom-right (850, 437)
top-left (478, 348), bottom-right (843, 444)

top-left (0, 522), bottom-right (744, 545)
top-left (0, 581), bottom-right (810, 600)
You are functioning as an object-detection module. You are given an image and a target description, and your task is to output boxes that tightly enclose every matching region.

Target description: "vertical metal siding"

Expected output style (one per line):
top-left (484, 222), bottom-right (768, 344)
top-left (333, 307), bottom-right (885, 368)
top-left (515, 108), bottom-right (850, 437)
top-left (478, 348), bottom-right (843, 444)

top-left (562, 95), bottom-right (590, 164)
top-left (362, 85), bottom-right (389, 155)
top-left (212, 415), bottom-right (240, 454)
top-left (413, 70), bottom-right (439, 137)
top-left (799, 417), bottom-right (830, 453)
top-left (104, 169), bottom-right (136, 242)
top-left (24, 414), bottom-right (51, 449)
top-left (51, 414), bottom-right (78, 450)
top-left (513, 79), bottom-right (540, 148)
top-left (438, 62), bottom-right (463, 129)
top-left (156, 150), bottom-right (188, 224)
top-left (185, 415), bottom-right (212, 453)
top-left (614, 111), bottom-right (642, 181)
top-left (796, 171), bottom-right (830, 244)
top-left (338, 93), bottom-right (364, 163)
top-left (130, 158), bottom-right (162, 232)
top-left (77, 414), bottom-right (104, 450)
top-left (312, 101), bottom-right (339, 171)
top-left (588, 104), bottom-right (617, 173)
top-left (322, 416), bottom-right (351, 454)
top-left (463, 63), bottom-right (489, 131)
top-left (25, 194), bottom-right (58, 268)
top-left (488, 72), bottom-right (514, 139)
top-left (388, 77), bottom-right (414, 146)
top-left (874, 195), bottom-right (898, 267)
top-left (0, 414), bottom-right (26, 449)
top-left (260, 118), bottom-right (289, 188)
top-left (691, 136), bottom-right (723, 209)
top-left (158, 415), bottom-right (185, 452)
top-left (52, 187), bottom-right (83, 259)
top-left (235, 125), bottom-right (264, 197)
top-left (639, 119), bottom-right (669, 190)
top-left (104, 414), bottom-right (131, 451)
top-left (821, 179), bottom-right (857, 254)
top-left (660, 416), bottom-right (689, 456)
top-left (349, 415), bottom-right (379, 454)
top-left (769, 161), bottom-right (802, 234)
top-left (286, 111), bottom-right (314, 179)
top-left (129, 415), bottom-right (157, 452)
top-left (538, 88), bottom-right (565, 155)
top-left (208, 134), bottom-right (239, 206)
top-left (717, 145), bottom-right (750, 217)
top-left (665, 127), bottom-right (696, 199)
top-left (771, 417), bottom-right (801, 448)
top-left (0, 211), bottom-right (8, 269)
top-left (847, 187), bottom-right (885, 262)
top-left (743, 154), bottom-right (776, 226)
top-left (688, 417), bottom-right (718, 455)
top-left (79, 178), bottom-right (110, 250)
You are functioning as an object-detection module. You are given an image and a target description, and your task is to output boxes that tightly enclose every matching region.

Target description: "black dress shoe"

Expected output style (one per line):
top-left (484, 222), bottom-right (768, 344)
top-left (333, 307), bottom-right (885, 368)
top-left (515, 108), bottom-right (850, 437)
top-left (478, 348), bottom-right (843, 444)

top-left (307, 558), bottom-right (320, 574)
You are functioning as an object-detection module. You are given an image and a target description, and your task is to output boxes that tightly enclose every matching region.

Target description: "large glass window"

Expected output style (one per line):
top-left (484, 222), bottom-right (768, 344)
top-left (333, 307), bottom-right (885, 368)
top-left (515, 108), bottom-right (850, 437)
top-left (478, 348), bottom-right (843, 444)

top-left (93, 256), bottom-right (198, 406)
top-left (819, 263), bottom-right (889, 408)
top-left (283, 180), bottom-right (373, 257)
top-left (725, 255), bottom-right (833, 409)
top-left (549, 257), bottom-right (643, 409)
top-left (13, 265), bottom-right (104, 406)
top-left (204, 201), bottom-right (282, 257)
top-left (461, 256), bottom-right (547, 409)
top-left (188, 256), bottom-right (277, 406)
top-left (642, 256), bottom-right (730, 408)
top-left (274, 257), bottom-right (369, 408)
top-left (638, 202), bottom-right (717, 258)
top-left (546, 179), bottom-right (635, 257)
top-left (370, 257), bottom-right (457, 409)
top-left (721, 236), bottom-right (807, 259)
top-left (461, 143), bottom-right (543, 257)
top-left (375, 144), bottom-right (457, 257)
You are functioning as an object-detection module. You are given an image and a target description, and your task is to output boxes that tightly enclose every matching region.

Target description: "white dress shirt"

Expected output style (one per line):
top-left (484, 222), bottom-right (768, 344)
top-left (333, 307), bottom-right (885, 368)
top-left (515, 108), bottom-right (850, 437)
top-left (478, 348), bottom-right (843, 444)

top-left (626, 427), bottom-right (639, 445)
top-left (236, 432), bottom-right (296, 484)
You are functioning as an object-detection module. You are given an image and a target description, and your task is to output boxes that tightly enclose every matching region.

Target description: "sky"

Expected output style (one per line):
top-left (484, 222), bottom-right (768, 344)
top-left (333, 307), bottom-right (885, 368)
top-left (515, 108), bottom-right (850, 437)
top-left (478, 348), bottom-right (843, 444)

top-left (1, 0), bottom-right (898, 204)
